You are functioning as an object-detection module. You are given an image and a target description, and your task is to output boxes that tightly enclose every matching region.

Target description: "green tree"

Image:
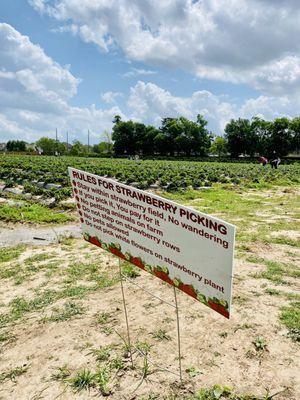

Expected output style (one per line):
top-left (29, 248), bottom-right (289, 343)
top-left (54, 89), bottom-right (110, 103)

top-left (93, 141), bottom-right (113, 155)
top-left (224, 118), bottom-right (255, 157)
top-left (210, 136), bottom-right (227, 157)
top-left (6, 140), bottom-right (27, 152)
top-left (70, 140), bottom-right (88, 156)
top-left (289, 117), bottom-right (300, 154)
top-left (36, 137), bottom-right (66, 155)
top-left (251, 117), bottom-right (272, 156)
top-left (112, 120), bottom-right (137, 155)
top-left (269, 117), bottom-right (292, 157)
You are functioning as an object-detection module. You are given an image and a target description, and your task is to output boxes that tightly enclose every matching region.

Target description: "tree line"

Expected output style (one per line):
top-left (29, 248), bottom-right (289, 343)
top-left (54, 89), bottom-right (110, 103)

top-left (112, 115), bottom-right (299, 158)
top-left (3, 115), bottom-right (300, 158)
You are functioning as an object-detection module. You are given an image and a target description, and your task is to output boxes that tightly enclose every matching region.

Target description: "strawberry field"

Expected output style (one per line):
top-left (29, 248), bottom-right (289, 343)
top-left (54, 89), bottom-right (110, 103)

top-left (0, 156), bottom-right (299, 198)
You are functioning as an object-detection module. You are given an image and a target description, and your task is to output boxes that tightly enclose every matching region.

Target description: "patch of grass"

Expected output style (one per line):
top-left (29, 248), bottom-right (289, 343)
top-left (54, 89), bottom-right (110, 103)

top-left (135, 341), bottom-right (152, 355)
top-left (66, 262), bottom-right (99, 283)
top-left (245, 255), bottom-right (265, 264)
top-left (58, 236), bottom-right (75, 246)
top-left (101, 326), bottom-right (113, 336)
top-left (94, 366), bottom-right (111, 396)
top-left (255, 260), bottom-right (299, 285)
top-left (0, 332), bottom-right (15, 343)
top-left (194, 384), bottom-right (232, 400)
top-left (0, 364), bottom-right (29, 383)
top-left (0, 203), bottom-right (74, 223)
top-left (0, 245), bottom-right (26, 263)
top-left (280, 302), bottom-right (300, 331)
top-left (89, 346), bottom-right (112, 362)
top-left (45, 301), bottom-right (86, 322)
top-left (97, 311), bottom-right (111, 325)
top-left (97, 274), bottom-right (118, 288)
top-left (51, 365), bottom-right (71, 381)
top-left (186, 366), bottom-right (201, 378)
top-left (61, 284), bottom-right (96, 299)
top-left (0, 204), bottom-right (74, 224)
top-left (24, 252), bottom-right (55, 265)
top-left (233, 295), bottom-right (249, 305)
top-left (0, 263), bottom-right (22, 280)
top-left (109, 357), bottom-right (124, 372)
top-left (271, 236), bottom-right (300, 248)
top-left (265, 288), bottom-right (281, 296)
top-left (152, 329), bottom-right (171, 341)
top-left (0, 285), bottom-right (98, 328)
top-left (253, 336), bottom-right (268, 352)
top-left (234, 323), bottom-right (253, 332)
top-left (69, 369), bottom-right (95, 392)
top-left (122, 263), bottom-right (140, 278)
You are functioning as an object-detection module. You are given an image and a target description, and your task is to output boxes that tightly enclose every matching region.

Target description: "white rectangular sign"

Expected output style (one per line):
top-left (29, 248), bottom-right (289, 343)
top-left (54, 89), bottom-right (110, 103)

top-left (69, 167), bottom-right (236, 318)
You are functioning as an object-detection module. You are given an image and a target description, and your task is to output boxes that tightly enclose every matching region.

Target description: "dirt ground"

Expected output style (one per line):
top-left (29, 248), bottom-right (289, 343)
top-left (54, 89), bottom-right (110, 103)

top-left (0, 187), bottom-right (299, 400)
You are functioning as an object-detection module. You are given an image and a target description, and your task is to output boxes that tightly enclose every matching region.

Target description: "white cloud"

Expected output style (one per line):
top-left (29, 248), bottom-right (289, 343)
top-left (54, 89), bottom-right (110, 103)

top-left (101, 91), bottom-right (123, 104)
top-left (127, 81), bottom-right (300, 134)
top-left (122, 68), bottom-right (157, 79)
top-left (29, 0), bottom-right (300, 95)
top-left (0, 23), bottom-right (125, 142)
top-left (128, 81), bottom-right (236, 133)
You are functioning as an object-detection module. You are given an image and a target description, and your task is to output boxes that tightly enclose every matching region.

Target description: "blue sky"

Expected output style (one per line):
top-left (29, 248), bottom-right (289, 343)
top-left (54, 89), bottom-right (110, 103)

top-left (0, 0), bottom-right (299, 144)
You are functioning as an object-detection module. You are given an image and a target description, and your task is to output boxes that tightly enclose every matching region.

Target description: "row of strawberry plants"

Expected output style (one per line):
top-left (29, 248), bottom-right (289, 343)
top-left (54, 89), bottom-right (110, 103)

top-left (0, 155), bottom-right (299, 195)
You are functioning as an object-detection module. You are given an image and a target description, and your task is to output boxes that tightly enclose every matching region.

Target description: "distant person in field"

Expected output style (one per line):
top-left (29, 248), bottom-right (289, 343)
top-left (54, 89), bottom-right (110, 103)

top-left (271, 157), bottom-right (281, 169)
top-left (259, 156), bottom-right (268, 166)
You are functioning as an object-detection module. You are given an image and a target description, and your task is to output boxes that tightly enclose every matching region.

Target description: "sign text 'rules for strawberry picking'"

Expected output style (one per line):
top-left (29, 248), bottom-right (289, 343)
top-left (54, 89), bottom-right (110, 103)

top-left (69, 167), bottom-right (236, 318)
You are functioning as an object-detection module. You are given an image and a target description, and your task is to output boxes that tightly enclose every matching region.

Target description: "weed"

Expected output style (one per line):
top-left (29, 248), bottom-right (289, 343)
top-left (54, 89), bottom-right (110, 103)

top-left (280, 301), bottom-right (300, 331)
top-left (94, 366), bottom-right (111, 396)
top-left (116, 331), bottom-right (132, 358)
top-left (253, 336), bottom-right (268, 351)
top-left (141, 353), bottom-right (151, 378)
top-left (265, 288), bottom-right (281, 296)
top-left (45, 301), bottom-right (86, 322)
top-left (24, 253), bottom-right (55, 265)
top-left (101, 326), bottom-right (113, 336)
top-left (219, 332), bottom-right (228, 338)
top-left (287, 328), bottom-right (300, 343)
top-left (186, 366), bottom-right (201, 378)
top-left (61, 285), bottom-right (95, 299)
top-left (135, 341), bottom-right (152, 355)
top-left (0, 364), bottom-right (29, 383)
top-left (97, 311), bottom-right (111, 325)
top-left (0, 245), bottom-right (25, 263)
top-left (0, 332), bottom-right (15, 344)
top-left (70, 369), bottom-right (95, 392)
top-left (234, 323), bottom-right (253, 332)
top-left (195, 384), bottom-right (232, 400)
top-left (152, 329), bottom-right (171, 341)
top-left (90, 346), bottom-right (112, 362)
top-left (109, 357), bottom-right (124, 371)
top-left (51, 365), bottom-right (71, 381)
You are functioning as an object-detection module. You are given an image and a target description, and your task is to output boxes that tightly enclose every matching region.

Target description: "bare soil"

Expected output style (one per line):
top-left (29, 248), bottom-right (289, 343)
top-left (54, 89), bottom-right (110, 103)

top-left (0, 237), bottom-right (299, 400)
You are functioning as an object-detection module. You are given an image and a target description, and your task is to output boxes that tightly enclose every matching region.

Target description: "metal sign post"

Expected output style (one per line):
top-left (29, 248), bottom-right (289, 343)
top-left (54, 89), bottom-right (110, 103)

top-left (118, 259), bottom-right (134, 367)
top-left (173, 286), bottom-right (183, 382)
top-left (118, 259), bottom-right (183, 382)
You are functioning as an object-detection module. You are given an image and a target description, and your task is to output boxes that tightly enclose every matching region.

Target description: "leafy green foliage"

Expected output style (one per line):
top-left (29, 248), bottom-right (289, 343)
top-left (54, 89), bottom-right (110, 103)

top-left (0, 203), bottom-right (73, 223)
top-left (1, 156), bottom-right (299, 197)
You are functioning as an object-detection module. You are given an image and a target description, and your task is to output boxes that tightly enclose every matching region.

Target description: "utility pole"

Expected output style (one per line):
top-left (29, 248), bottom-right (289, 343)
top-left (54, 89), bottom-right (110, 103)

top-left (66, 131), bottom-right (69, 153)
top-left (88, 129), bottom-right (90, 154)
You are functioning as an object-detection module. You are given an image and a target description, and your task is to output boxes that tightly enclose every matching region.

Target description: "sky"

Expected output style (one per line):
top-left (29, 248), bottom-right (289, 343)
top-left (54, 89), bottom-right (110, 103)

top-left (0, 0), bottom-right (300, 145)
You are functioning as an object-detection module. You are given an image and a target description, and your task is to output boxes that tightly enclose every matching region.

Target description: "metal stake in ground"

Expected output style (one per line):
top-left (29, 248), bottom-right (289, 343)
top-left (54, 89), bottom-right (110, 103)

top-left (173, 286), bottom-right (183, 382)
top-left (118, 258), bottom-right (134, 367)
